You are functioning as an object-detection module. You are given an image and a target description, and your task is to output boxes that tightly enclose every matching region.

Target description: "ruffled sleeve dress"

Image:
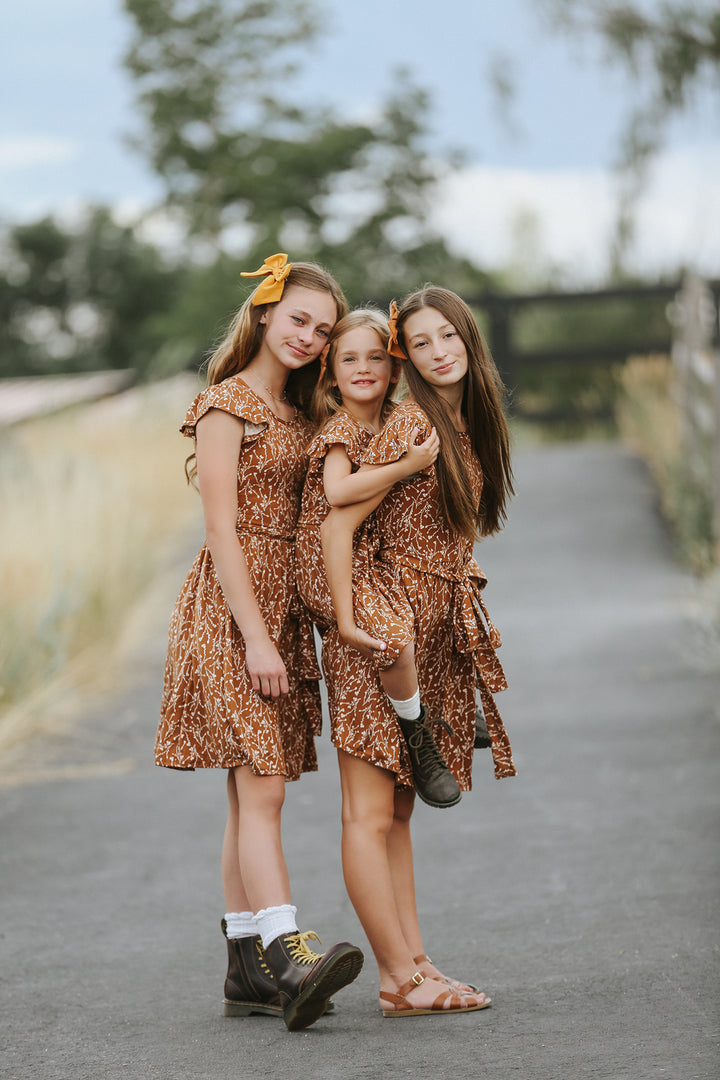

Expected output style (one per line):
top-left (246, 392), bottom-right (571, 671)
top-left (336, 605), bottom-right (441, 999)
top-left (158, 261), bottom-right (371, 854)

top-left (155, 376), bottom-right (321, 780)
top-left (296, 407), bottom-right (414, 664)
top-left (296, 408), bottom-right (374, 630)
top-left (322, 400), bottom-right (515, 789)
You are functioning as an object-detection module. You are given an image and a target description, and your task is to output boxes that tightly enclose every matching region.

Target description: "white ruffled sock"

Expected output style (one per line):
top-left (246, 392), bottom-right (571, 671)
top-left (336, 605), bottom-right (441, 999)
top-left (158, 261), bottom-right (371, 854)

top-left (254, 904), bottom-right (299, 948)
top-left (224, 911), bottom-right (256, 940)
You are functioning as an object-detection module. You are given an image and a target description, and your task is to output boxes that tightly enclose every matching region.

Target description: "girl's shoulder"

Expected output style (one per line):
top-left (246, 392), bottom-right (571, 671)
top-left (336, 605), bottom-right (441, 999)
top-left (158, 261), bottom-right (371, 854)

top-left (362, 400), bottom-right (431, 465)
top-left (385, 400), bottom-right (430, 430)
top-left (180, 375), bottom-right (270, 439)
top-left (306, 407), bottom-right (373, 464)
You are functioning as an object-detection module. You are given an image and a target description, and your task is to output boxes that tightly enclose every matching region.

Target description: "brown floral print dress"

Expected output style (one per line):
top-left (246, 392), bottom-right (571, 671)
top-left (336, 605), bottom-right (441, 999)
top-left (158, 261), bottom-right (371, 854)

top-left (296, 408), bottom-right (372, 630)
top-left (155, 376), bottom-right (322, 779)
top-left (296, 406), bottom-right (415, 660)
top-left (322, 400), bottom-right (515, 788)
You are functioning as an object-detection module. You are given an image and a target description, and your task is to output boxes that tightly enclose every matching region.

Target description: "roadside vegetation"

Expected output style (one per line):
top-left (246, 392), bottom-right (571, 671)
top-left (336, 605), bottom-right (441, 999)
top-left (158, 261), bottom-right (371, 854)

top-left (0, 376), bottom-right (202, 743)
top-left (616, 354), bottom-right (716, 574)
top-left (615, 353), bottom-right (720, 652)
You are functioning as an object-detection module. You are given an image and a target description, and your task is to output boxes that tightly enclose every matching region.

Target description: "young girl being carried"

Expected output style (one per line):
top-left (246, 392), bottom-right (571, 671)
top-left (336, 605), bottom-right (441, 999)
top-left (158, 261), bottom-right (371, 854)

top-left (155, 254), bottom-right (363, 1033)
top-left (320, 286), bottom-right (516, 1018)
top-left (296, 308), bottom-right (459, 809)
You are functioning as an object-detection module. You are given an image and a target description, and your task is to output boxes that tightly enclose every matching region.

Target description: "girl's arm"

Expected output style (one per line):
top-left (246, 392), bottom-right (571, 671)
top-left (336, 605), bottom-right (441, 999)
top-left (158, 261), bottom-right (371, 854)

top-left (195, 408), bottom-right (289, 699)
top-left (320, 491), bottom-right (390, 659)
top-left (322, 426), bottom-right (438, 506)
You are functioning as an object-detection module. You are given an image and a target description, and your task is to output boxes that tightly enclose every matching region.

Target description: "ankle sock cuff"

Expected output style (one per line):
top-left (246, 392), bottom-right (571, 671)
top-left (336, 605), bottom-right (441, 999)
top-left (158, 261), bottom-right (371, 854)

top-left (224, 911), bottom-right (256, 939)
top-left (387, 689), bottom-right (421, 720)
top-left (254, 904), bottom-right (299, 948)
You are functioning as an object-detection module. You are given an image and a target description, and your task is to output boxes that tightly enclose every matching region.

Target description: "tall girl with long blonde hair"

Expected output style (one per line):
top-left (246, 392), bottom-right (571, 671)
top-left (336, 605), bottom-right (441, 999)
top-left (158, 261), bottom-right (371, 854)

top-left (155, 255), bottom-right (363, 1033)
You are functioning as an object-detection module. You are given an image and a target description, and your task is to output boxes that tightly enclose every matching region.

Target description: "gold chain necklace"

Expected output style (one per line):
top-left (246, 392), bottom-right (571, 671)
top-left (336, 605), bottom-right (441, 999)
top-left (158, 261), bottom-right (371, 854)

top-left (248, 369), bottom-right (289, 405)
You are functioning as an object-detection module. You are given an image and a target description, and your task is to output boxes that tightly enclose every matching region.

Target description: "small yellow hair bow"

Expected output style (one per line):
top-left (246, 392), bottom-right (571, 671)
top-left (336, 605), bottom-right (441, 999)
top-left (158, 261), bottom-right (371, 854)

top-left (387, 300), bottom-right (407, 359)
top-left (240, 253), bottom-right (293, 305)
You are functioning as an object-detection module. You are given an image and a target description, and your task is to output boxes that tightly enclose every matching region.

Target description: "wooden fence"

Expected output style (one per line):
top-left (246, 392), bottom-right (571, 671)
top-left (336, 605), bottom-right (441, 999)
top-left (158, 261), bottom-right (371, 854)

top-left (474, 282), bottom-right (678, 378)
top-left (669, 273), bottom-right (720, 561)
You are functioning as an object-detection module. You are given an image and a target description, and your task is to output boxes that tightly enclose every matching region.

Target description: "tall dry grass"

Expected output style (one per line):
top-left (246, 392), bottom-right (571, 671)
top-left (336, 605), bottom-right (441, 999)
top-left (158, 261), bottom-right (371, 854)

top-left (0, 375), bottom-right (203, 740)
top-left (616, 354), bottom-right (715, 572)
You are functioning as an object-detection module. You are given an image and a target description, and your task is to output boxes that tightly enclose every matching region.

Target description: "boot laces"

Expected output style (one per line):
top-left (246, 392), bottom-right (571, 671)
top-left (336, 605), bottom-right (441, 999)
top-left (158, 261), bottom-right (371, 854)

top-left (407, 725), bottom-right (449, 778)
top-left (255, 939), bottom-right (274, 978)
top-left (425, 706), bottom-right (454, 739)
top-left (286, 930), bottom-right (324, 965)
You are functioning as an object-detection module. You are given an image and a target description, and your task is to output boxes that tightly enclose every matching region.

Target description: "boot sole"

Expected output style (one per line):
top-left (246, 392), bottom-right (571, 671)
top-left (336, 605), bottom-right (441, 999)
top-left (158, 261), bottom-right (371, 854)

top-left (283, 946), bottom-right (364, 1032)
top-left (222, 998), bottom-right (283, 1017)
top-left (222, 998), bottom-right (336, 1018)
top-left (415, 789), bottom-right (462, 809)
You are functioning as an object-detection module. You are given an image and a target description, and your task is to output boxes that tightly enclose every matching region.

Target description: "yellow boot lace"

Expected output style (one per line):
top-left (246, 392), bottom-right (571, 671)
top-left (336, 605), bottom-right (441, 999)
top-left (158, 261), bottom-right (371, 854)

top-left (285, 931), bottom-right (325, 965)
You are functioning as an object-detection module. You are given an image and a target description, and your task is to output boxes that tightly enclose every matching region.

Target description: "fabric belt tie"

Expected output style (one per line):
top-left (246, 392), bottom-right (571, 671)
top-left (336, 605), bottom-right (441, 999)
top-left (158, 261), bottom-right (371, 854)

top-left (452, 570), bottom-right (517, 780)
top-left (238, 526), bottom-right (296, 542)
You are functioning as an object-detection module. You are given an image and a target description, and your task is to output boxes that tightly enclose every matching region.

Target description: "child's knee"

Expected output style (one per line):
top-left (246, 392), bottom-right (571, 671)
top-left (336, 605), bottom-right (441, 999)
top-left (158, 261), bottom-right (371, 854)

top-left (394, 642), bottom-right (415, 673)
top-left (374, 635), bottom-right (415, 673)
top-left (342, 797), bottom-right (394, 837)
top-left (236, 769), bottom-right (286, 818)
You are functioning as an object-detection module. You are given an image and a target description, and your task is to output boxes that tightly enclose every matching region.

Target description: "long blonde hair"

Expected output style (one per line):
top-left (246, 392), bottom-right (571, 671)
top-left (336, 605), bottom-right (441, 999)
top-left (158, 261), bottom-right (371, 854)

top-left (395, 286), bottom-right (514, 539)
top-left (205, 261), bottom-right (347, 405)
top-left (309, 307), bottom-right (399, 430)
top-left (186, 261), bottom-right (347, 483)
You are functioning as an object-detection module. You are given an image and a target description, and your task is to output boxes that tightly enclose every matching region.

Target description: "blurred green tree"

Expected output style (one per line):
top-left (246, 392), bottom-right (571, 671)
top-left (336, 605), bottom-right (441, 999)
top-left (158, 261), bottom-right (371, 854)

top-left (0, 209), bottom-right (183, 378)
top-left (121, 0), bottom-right (485, 304)
top-left (539, 1), bottom-right (720, 272)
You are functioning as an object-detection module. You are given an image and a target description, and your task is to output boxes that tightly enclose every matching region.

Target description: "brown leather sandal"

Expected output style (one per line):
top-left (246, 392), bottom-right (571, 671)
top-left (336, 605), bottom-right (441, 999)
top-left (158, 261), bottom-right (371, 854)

top-left (413, 953), bottom-right (487, 1000)
top-left (380, 971), bottom-right (489, 1018)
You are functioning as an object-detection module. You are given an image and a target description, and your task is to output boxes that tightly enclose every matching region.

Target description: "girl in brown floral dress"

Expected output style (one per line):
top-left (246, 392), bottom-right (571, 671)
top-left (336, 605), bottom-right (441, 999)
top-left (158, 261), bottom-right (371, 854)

top-left (155, 255), bottom-right (363, 1032)
top-left (320, 286), bottom-right (516, 1018)
top-left (296, 308), bottom-right (447, 793)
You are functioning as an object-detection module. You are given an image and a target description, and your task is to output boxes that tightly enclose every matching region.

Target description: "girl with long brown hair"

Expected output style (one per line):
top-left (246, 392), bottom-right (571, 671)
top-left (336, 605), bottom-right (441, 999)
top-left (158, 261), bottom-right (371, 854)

top-left (155, 255), bottom-right (364, 1032)
top-left (320, 285), bottom-right (516, 1018)
top-left (296, 308), bottom-right (458, 808)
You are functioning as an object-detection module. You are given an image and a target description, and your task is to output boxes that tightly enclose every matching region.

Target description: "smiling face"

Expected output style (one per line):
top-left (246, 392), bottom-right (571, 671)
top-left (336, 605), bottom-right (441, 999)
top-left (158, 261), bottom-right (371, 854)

top-left (331, 325), bottom-right (396, 407)
top-left (260, 284), bottom-right (338, 370)
top-left (402, 306), bottom-right (469, 389)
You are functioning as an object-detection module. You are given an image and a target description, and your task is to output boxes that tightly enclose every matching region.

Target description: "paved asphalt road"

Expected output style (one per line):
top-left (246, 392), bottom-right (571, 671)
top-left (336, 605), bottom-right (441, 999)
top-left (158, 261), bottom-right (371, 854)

top-left (1, 441), bottom-right (718, 1080)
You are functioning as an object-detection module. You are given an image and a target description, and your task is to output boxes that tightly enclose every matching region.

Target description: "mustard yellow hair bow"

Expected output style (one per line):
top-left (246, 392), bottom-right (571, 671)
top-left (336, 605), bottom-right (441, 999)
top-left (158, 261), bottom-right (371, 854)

top-left (387, 300), bottom-right (407, 359)
top-left (240, 253), bottom-right (293, 305)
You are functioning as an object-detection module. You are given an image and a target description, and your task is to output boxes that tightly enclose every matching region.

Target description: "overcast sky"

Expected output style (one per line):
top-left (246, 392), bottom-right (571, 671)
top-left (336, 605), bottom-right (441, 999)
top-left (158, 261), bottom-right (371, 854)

top-left (2, 0), bottom-right (718, 282)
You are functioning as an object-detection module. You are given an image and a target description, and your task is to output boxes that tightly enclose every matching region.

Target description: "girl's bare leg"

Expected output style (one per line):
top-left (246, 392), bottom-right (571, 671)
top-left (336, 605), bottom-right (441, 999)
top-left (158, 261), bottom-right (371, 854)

top-left (378, 641), bottom-right (418, 703)
top-left (388, 785), bottom-right (483, 996)
top-left (386, 786), bottom-right (424, 955)
top-left (221, 769), bottom-right (252, 911)
top-left (337, 749), bottom-right (473, 1009)
top-left (222, 765), bottom-right (292, 912)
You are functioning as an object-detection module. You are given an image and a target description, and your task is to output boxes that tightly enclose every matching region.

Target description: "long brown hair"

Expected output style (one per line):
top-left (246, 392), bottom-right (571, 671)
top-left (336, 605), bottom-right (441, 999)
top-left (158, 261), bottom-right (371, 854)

top-left (309, 307), bottom-right (399, 430)
top-left (186, 261), bottom-right (347, 483)
top-left (396, 286), bottom-right (514, 539)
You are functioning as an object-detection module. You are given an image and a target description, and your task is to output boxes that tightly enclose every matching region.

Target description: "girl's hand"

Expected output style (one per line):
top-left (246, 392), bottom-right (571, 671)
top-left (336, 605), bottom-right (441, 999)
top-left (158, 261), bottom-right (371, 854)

top-left (401, 426), bottom-right (439, 477)
top-left (244, 636), bottom-right (290, 699)
top-left (338, 623), bottom-right (388, 661)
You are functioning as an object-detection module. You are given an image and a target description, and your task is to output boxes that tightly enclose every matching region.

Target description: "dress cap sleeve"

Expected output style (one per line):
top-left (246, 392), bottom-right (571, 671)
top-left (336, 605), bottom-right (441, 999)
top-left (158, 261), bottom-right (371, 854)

top-left (180, 376), bottom-right (269, 440)
top-left (306, 409), bottom-right (370, 465)
top-left (362, 402), bottom-right (431, 466)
